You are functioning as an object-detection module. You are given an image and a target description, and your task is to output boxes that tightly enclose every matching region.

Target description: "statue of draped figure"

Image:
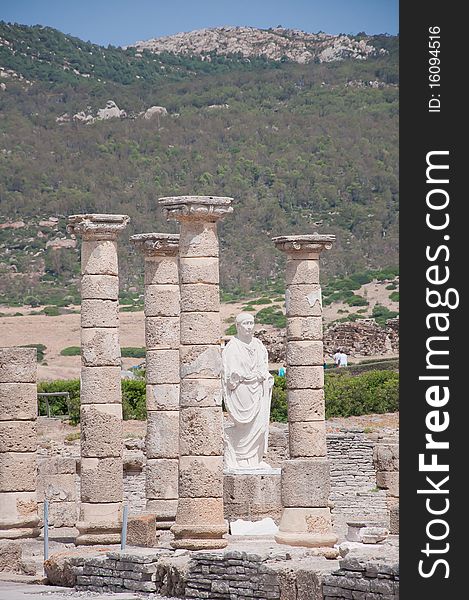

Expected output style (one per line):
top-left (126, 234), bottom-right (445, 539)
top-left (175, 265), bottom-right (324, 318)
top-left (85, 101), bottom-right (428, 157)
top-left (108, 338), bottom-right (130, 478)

top-left (222, 312), bottom-right (274, 470)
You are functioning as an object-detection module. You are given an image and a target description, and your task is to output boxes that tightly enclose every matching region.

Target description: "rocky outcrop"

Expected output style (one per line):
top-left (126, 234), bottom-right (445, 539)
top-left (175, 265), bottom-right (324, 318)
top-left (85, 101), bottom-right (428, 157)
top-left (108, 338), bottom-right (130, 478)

top-left (130, 27), bottom-right (384, 64)
top-left (143, 106), bottom-right (168, 119)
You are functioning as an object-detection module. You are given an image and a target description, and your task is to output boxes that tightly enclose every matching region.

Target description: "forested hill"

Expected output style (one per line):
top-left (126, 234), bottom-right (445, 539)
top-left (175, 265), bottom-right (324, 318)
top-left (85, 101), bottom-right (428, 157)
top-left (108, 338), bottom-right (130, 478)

top-left (0, 22), bottom-right (398, 306)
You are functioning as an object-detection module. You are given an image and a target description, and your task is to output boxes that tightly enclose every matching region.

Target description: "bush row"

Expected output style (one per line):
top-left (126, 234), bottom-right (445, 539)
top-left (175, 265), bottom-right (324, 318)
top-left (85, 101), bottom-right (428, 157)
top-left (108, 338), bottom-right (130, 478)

top-left (37, 369), bottom-right (398, 425)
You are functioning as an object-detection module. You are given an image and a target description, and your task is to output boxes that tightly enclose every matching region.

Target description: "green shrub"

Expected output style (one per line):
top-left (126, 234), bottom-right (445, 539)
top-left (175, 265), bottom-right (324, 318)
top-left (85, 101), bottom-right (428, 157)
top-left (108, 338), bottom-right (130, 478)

top-left (42, 305), bottom-right (60, 316)
top-left (60, 346), bottom-right (81, 356)
top-left (325, 370), bottom-right (399, 417)
top-left (121, 347), bottom-right (146, 358)
top-left (225, 324), bottom-right (237, 335)
top-left (389, 291), bottom-right (400, 302)
top-left (372, 304), bottom-right (399, 327)
top-left (246, 297), bottom-right (272, 306)
top-left (271, 375), bottom-right (287, 422)
top-left (122, 380), bottom-right (146, 420)
top-left (345, 295), bottom-right (368, 307)
top-left (386, 282), bottom-right (397, 290)
top-left (37, 379), bottom-right (81, 424)
top-left (256, 306), bottom-right (286, 328)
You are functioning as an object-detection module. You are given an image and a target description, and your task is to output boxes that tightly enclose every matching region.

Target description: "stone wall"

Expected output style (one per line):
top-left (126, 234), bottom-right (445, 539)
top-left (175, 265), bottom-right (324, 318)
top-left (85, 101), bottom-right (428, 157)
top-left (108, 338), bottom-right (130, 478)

top-left (257, 318), bottom-right (399, 363)
top-left (323, 556), bottom-right (399, 600)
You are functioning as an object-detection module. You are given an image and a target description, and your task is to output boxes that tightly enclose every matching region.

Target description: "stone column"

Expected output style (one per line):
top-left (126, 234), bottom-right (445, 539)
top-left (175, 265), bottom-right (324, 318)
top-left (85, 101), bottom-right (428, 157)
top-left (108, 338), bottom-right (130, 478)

top-left (0, 348), bottom-right (39, 539)
top-left (67, 213), bottom-right (129, 545)
top-left (159, 195), bottom-right (233, 550)
top-left (272, 234), bottom-right (338, 548)
top-left (130, 233), bottom-right (180, 529)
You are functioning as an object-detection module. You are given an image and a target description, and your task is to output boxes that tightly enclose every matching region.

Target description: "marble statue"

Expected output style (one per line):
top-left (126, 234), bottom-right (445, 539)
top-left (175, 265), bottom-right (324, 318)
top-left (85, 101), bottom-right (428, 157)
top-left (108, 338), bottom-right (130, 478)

top-left (222, 312), bottom-right (274, 470)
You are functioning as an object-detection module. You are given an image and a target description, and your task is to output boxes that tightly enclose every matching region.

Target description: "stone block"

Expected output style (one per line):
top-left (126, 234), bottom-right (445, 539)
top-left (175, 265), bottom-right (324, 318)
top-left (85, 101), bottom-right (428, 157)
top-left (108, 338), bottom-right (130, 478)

top-left (287, 340), bottom-right (323, 367)
top-left (389, 500), bottom-right (399, 534)
top-left (179, 407), bottom-right (224, 456)
top-left (0, 348), bottom-right (37, 383)
top-left (81, 299), bottom-right (119, 328)
top-left (373, 444), bottom-right (399, 472)
top-left (146, 499), bottom-right (178, 522)
top-left (285, 285), bottom-right (323, 317)
top-left (81, 274), bottom-right (119, 300)
top-left (146, 384), bottom-right (179, 411)
top-left (286, 259), bottom-right (319, 285)
top-left (0, 453), bottom-right (36, 492)
top-left (376, 472), bottom-right (399, 497)
top-left (80, 404), bottom-right (122, 458)
top-left (78, 502), bottom-right (122, 525)
top-left (146, 349), bottom-right (180, 384)
top-left (80, 367), bottom-right (121, 404)
top-left (80, 458), bottom-right (123, 503)
top-left (180, 345), bottom-right (222, 379)
top-left (179, 257), bottom-right (219, 285)
top-left (175, 497), bottom-right (225, 526)
top-left (286, 316), bottom-right (323, 341)
top-left (38, 456), bottom-right (77, 476)
top-left (179, 379), bottom-right (222, 408)
top-left (179, 222), bottom-right (219, 258)
top-left (144, 284), bottom-right (180, 317)
top-left (289, 421), bottom-right (327, 458)
top-left (81, 328), bottom-right (120, 367)
top-left (287, 389), bottom-right (324, 422)
top-left (223, 473), bottom-right (282, 521)
top-left (287, 366), bottom-right (324, 389)
top-left (126, 514), bottom-right (157, 547)
top-left (146, 458), bottom-right (178, 499)
top-left (0, 421), bottom-right (36, 453)
top-left (0, 491), bottom-right (37, 526)
top-left (277, 507), bottom-right (333, 534)
top-left (146, 411), bottom-right (179, 459)
top-left (281, 459), bottom-right (330, 507)
top-left (180, 284), bottom-right (220, 312)
top-left (179, 456), bottom-right (223, 498)
top-left (146, 317), bottom-right (180, 350)
top-left (180, 312), bottom-right (221, 345)
top-left (0, 539), bottom-right (23, 571)
top-left (81, 239), bottom-right (118, 276)
top-left (38, 501), bottom-right (77, 528)
top-left (144, 257), bottom-right (179, 286)
top-left (37, 472), bottom-right (76, 502)
top-left (0, 383), bottom-right (37, 421)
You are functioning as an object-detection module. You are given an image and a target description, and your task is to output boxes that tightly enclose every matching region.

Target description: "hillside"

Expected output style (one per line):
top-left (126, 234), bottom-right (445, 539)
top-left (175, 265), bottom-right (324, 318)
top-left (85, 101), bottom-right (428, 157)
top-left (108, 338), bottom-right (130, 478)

top-left (0, 23), bottom-right (398, 306)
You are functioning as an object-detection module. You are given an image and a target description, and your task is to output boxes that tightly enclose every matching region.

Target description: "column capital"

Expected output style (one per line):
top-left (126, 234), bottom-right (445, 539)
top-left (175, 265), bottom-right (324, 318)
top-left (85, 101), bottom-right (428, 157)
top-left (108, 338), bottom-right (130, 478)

top-left (67, 214), bottom-right (130, 240)
top-left (130, 233), bottom-right (180, 257)
top-left (159, 196), bottom-right (233, 223)
top-left (272, 234), bottom-right (335, 256)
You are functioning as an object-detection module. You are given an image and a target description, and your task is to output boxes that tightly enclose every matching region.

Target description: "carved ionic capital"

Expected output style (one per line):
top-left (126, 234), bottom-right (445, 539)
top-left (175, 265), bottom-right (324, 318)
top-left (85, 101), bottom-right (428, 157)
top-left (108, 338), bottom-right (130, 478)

top-left (159, 196), bottom-right (233, 223)
top-left (272, 234), bottom-right (335, 256)
top-left (67, 214), bottom-right (130, 240)
top-left (130, 233), bottom-right (180, 257)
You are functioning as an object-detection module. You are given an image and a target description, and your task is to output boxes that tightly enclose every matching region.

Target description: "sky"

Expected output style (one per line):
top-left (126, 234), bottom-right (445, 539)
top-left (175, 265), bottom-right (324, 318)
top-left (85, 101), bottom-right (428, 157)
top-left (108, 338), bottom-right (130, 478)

top-left (0, 0), bottom-right (398, 47)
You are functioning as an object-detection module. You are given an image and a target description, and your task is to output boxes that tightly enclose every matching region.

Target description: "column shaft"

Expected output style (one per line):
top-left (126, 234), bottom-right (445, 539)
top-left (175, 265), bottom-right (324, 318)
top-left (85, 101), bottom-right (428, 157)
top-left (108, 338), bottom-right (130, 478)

top-left (159, 195), bottom-right (232, 550)
top-left (273, 235), bottom-right (338, 549)
top-left (0, 348), bottom-right (39, 539)
top-left (68, 213), bottom-right (129, 545)
top-left (131, 233), bottom-right (180, 529)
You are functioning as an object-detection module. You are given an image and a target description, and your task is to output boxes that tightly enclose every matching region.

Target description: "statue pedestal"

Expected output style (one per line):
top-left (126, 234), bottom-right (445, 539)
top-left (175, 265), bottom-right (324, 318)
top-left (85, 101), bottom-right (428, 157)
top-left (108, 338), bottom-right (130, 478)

top-left (223, 469), bottom-right (282, 523)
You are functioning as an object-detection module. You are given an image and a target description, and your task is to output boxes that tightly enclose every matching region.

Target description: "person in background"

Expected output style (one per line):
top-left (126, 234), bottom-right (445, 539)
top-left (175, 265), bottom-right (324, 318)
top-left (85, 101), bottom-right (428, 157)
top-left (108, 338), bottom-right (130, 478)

top-left (333, 348), bottom-right (341, 367)
top-left (338, 349), bottom-right (348, 367)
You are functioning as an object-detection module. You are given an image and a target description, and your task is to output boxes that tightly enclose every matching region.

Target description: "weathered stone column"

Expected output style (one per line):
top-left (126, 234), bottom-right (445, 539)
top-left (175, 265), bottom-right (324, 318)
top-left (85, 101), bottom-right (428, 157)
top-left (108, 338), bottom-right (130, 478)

top-left (0, 348), bottom-right (39, 539)
top-left (130, 233), bottom-right (180, 529)
top-left (67, 213), bottom-right (129, 545)
top-left (159, 196), bottom-right (233, 550)
top-left (272, 234), bottom-right (338, 548)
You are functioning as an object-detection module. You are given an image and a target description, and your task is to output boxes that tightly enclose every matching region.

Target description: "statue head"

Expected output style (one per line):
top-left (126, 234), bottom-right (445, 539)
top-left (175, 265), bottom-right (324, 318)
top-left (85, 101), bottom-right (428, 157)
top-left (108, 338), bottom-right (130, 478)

top-left (235, 312), bottom-right (255, 342)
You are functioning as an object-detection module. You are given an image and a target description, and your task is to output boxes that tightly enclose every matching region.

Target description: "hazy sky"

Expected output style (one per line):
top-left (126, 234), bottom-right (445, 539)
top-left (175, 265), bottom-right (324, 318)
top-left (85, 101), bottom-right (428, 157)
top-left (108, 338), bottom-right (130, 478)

top-left (0, 1), bottom-right (398, 47)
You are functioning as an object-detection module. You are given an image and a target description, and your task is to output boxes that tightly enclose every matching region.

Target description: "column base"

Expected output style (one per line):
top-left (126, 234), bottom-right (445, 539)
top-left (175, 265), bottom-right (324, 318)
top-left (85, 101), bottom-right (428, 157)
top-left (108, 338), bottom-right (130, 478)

top-left (75, 502), bottom-right (121, 545)
top-left (171, 524), bottom-right (228, 550)
top-left (275, 507), bottom-right (338, 548)
top-left (0, 525), bottom-right (40, 540)
top-left (146, 499), bottom-right (177, 530)
top-left (0, 493), bottom-right (40, 539)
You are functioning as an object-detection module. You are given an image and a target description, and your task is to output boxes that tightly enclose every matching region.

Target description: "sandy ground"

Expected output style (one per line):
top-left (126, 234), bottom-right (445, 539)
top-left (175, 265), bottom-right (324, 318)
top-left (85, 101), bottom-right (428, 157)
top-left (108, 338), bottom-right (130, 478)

top-left (0, 280), bottom-right (398, 381)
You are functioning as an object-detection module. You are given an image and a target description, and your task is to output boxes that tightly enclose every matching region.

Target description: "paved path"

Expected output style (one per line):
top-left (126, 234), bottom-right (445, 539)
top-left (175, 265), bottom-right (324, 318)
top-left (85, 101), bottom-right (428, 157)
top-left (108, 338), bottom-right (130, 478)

top-left (0, 582), bottom-right (141, 600)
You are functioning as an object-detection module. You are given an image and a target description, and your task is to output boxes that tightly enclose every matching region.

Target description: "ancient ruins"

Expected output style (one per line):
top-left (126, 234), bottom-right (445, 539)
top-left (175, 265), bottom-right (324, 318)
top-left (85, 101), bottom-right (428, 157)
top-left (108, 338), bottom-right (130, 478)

top-left (0, 198), bottom-right (399, 599)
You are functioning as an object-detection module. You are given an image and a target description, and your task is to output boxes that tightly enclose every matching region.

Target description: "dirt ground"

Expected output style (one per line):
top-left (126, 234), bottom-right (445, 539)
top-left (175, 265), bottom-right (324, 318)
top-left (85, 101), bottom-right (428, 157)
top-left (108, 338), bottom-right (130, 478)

top-left (0, 280), bottom-right (398, 381)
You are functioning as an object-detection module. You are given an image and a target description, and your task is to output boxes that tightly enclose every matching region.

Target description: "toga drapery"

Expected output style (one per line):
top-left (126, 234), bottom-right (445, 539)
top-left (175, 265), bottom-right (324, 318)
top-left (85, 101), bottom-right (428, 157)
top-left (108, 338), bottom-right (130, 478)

top-left (221, 336), bottom-right (273, 469)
